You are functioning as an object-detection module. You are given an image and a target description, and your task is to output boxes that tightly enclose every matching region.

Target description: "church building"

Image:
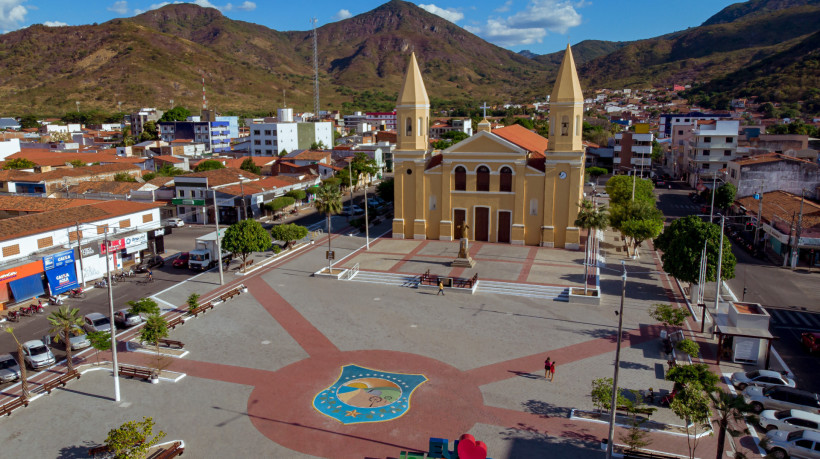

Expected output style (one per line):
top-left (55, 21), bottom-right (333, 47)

top-left (392, 45), bottom-right (586, 249)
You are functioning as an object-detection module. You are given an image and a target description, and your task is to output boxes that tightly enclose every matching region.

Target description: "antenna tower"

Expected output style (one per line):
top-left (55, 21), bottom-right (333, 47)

top-left (311, 18), bottom-right (320, 117)
top-left (201, 72), bottom-right (207, 111)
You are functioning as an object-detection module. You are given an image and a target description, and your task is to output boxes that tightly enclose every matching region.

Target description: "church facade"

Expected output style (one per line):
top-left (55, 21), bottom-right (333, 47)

top-left (392, 46), bottom-right (586, 249)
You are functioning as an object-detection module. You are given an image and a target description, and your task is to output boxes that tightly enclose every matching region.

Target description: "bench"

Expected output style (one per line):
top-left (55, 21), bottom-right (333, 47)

top-left (167, 316), bottom-right (184, 330)
top-left (191, 301), bottom-right (214, 317)
top-left (42, 370), bottom-right (81, 394)
top-left (88, 445), bottom-right (110, 457)
top-left (159, 338), bottom-right (184, 349)
top-left (156, 441), bottom-right (185, 459)
top-left (0, 395), bottom-right (28, 417)
top-left (239, 259), bottom-right (254, 270)
top-left (118, 365), bottom-right (154, 380)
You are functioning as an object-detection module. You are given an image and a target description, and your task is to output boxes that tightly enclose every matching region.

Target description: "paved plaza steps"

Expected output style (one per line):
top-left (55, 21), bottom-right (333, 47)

top-left (348, 270), bottom-right (420, 287)
top-left (475, 280), bottom-right (570, 301)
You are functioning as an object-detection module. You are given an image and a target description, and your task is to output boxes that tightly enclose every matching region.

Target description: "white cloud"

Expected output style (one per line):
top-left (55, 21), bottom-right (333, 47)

top-left (418, 4), bottom-right (463, 23)
top-left (107, 0), bottom-right (129, 14)
top-left (467, 0), bottom-right (584, 48)
top-left (223, 1), bottom-right (255, 11)
top-left (494, 0), bottom-right (513, 13)
top-left (43, 20), bottom-right (67, 27)
top-left (332, 9), bottom-right (351, 21)
top-left (0, 0), bottom-right (28, 32)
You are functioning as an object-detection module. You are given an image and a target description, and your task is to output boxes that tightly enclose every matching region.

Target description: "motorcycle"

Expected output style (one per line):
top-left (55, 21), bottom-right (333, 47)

top-left (69, 287), bottom-right (85, 299)
top-left (33, 301), bottom-right (45, 314)
top-left (18, 305), bottom-right (33, 317)
top-left (49, 295), bottom-right (64, 306)
top-left (6, 310), bottom-right (19, 322)
top-left (94, 279), bottom-right (108, 288)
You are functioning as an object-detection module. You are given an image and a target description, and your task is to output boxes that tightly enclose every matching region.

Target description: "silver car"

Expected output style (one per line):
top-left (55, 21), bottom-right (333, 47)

top-left (114, 308), bottom-right (144, 328)
top-left (763, 429), bottom-right (820, 459)
top-left (57, 327), bottom-right (91, 351)
top-left (731, 369), bottom-right (796, 390)
top-left (0, 354), bottom-right (21, 383)
top-left (83, 312), bottom-right (112, 334)
top-left (745, 386), bottom-right (820, 414)
top-left (760, 409), bottom-right (820, 434)
top-left (22, 340), bottom-right (55, 370)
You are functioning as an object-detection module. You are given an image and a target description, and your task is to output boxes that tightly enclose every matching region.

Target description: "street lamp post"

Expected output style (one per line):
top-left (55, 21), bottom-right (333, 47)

top-left (605, 261), bottom-right (628, 459)
top-left (713, 214), bottom-right (725, 315)
top-left (212, 189), bottom-right (224, 286)
top-left (102, 229), bottom-right (121, 402)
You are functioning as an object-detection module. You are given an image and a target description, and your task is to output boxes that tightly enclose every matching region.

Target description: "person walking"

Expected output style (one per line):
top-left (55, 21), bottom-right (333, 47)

top-left (544, 357), bottom-right (551, 379)
top-left (549, 360), bottom-right (556, 382)
top-left (437, 279), bottom-right (445, 296)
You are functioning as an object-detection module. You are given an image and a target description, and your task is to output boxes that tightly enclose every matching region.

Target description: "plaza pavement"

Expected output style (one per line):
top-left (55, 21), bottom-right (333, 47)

top-left (0, 227), bottom-right (730, 459)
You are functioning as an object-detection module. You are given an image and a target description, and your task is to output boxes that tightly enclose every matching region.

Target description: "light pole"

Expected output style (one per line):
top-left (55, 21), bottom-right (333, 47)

top-left (791, 189), bottom-right (806, 270)
top-left (98, 228), bottom-right (121, 402)
top-left (708, 170), bottom-right (727, 223)
top-left (605, 260), bottom-right (628, 459)
top-left (363, 178), bottom-right (370, 250)
top-left (212, 189), bottom-right (224, 285)
top-left (713, 214), bottom-right (725, 315)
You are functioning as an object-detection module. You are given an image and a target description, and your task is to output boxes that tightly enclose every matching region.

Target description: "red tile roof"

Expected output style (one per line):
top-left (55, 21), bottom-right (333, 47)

top-left (492, 124), bottom-right (549, 154)
top-left (0, 196), bottom-right (97, 212)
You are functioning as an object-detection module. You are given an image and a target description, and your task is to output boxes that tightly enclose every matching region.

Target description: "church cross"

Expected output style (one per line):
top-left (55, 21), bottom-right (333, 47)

top-left (480, 102), bottom-right (490, 119)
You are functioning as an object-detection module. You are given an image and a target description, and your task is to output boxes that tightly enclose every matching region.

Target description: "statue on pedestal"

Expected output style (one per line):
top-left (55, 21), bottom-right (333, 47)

top-left (452, 223), bottom-right (476, 268)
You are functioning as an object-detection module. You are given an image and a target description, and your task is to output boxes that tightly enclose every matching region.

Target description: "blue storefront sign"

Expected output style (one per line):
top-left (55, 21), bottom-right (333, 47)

top-left (43, 249), bottom-right (78, 294)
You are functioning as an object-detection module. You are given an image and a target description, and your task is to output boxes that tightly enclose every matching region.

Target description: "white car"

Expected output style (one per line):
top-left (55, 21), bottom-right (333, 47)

top-left (22, 340), bottom-right (55, 370)
top-left (164, 218), bottom-right (184, 228)
top-left (0, 354), bottom-right (21, 383)
top-left (731, 369), bottom-right (796, 391)
top-left (760, 409), bottom-right (820, 434)
top-left (57, 326), bottom-right (91, 351)
top-left (763, 429), bottom-right (820, 459)
top-left (83, 312), bottom-right (112, 334)
top-left (114, 308), bottom-right (144, 328)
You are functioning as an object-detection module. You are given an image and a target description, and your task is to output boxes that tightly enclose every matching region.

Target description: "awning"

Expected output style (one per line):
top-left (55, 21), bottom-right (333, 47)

top-left (9, 274), bottom-right (45, 303)
top-left (44, 264), bottom-right (78, 295)
top-left (716, 325), bottom-right (774, 340)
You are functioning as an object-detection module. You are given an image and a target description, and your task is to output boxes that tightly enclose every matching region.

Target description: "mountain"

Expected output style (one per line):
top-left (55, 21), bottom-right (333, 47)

top-left (702, 0), bottom-right (820, 25)
top-left (531, 40), bottom-right (629, 67)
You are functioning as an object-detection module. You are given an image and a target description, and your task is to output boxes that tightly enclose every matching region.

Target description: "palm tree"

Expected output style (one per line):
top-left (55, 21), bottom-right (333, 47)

top-left (314, 183), bottom-right (343, 273)
top-left (710, 389), bottom-right (752, 459)
top-left (4, 326), bottom-right (30, 399)
top-left (574, 199), bottom-right (609, 294)
top-left (48, 306), bottom-right (84, 373)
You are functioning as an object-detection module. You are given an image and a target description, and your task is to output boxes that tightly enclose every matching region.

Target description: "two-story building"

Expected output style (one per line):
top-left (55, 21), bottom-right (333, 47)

top-left (683, 120), bottom-right (740, 188)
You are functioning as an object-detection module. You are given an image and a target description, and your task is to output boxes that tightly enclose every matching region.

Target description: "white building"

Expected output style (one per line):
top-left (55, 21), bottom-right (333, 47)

top-left (683, 120), bottom-right (740, 187)
top-left (0, 138), bottom-right (21, 161)
top-left (249, 120), bottom-right (333, 156)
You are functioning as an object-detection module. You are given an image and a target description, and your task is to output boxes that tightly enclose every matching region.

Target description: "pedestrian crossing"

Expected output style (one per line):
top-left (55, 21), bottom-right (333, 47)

top-left (666, 203), bottom-right (703, 212)
top-left (766, 307), bottom-right (820, 329)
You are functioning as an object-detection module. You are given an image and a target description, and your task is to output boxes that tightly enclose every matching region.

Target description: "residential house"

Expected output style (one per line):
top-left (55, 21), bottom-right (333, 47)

top-left (682, 120), bottom-right (740, 188)
top-left (727, 153), bottom-right (820, 198)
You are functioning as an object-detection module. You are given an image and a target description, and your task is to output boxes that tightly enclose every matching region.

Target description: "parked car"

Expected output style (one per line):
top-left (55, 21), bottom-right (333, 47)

top-left (760, 409), bottom-right (820, 434)
top-left (802, 332), bottom-right (820, 353)
top-left (595, 191), bottom-right (609, 198)
top-left (22, 340), bottom-right (55, 370)
top-left (163, 218), bottom-right (184, 228)
top-left (134, 255), bottom-right (164, 273)
top-left (367, 197), bottom-right (385, 207)
top-left (83, 312), bottom-right (112, 334)
top-left (731, 369), bottom-right (796, 391)
top-left (763, 429), bottom-right (820, 459)
top-left (689, 192), bottom-right (702, 203)
top-left (0, 354), bottom-right (21, 383)
top-left (744, 386), bottom-right (820, 414)
top-left (172, 252), bottom-right (190, 269)
top-left (57, 326), bottom-right (91, 351)
top-left (114, 308), bottom-right (144, 328)
top-left (342, 205), bottom-right (365, 216)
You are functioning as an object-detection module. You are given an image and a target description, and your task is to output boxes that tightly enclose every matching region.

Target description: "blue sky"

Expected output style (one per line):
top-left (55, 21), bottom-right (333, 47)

top-left (2, 0), bottom-right (740, 55)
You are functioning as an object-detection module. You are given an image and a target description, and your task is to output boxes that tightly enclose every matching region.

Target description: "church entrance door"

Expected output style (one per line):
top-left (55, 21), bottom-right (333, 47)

top-left (497, 211), bottom-right (511, 243)
top-left (475, 207), bottom-right (489, 242)
top-left (453, 209), bottom-right (466, 240)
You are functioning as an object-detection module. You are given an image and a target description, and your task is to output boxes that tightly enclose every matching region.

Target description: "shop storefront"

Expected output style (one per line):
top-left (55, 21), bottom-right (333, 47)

top-left (0, 260), bottom-right (46, 308)
top-left (42, 249), bottom-right (79, 295)
top-left (147, 228), bottom-right (166, 255)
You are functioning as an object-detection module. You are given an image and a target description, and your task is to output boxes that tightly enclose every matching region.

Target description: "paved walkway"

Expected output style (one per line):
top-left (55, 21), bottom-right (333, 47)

top-left (0, 229), bottom-right (730, 459)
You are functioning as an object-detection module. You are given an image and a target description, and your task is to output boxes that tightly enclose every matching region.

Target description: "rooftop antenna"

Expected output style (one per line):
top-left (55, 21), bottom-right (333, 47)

top-left (311, 17), bottom-right (320, 117)
top-left (201, 71), bottom-right (207, 112)
top-left (283, 89), bottom-right (287, 108)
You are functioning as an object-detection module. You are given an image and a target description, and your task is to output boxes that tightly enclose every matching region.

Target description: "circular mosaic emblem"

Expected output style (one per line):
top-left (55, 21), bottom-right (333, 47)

top-left (337, 378), bottom-right (401, 408)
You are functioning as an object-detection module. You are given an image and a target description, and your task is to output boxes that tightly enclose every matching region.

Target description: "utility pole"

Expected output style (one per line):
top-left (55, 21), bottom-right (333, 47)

top-left (784, 212), bottom-right (796, 268)
top-left (212, 189), bottom-right (224, 286)
top-left (713, 215), bottom-right (725, 315)
top-left (792, 189), bottom-right (805, 270)
top-left (311, 18), bottom-right (320, 117)
top-left (103, 230), bottom-right (121, 402)
top-left (348, 158), bottom-right (354, 221)
top-left (754, 185), bottom-right (763, 247)
top-left (605, 261), bottom-right (628, 459)
top-left (363, 178), bottom-right (370, 250)
top-left (75, 222), bottom-right (86, 287)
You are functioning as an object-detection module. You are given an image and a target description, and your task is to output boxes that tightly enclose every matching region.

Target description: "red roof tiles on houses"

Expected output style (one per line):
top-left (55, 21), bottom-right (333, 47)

top-left (492, 124), bottom-right (549, 154)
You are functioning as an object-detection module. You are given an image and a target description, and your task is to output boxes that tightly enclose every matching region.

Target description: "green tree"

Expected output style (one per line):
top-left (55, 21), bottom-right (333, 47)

top-left (675, 339), bottom-right (700, 361)
top-left (609, 200), bottom-right (664, 257)
top-left (376, 178), bottom-right (394, 203)
top-left (19, 115), bottom-right (40, 129)
top-left (322, 177), bottom-right (341, 188)
top-left (155, 164), bottom-right (185, 177)
top-left (221, 219), bottom-right (271, 272)
top-left (648, 303), bottom-right (689, 333)
top-left (142, 172), bottom-right (156, 181)
top-left (710, 389), bottom-right (751, 459)
top-left (574, 199), bottom-right (609, 294)
top-left (87, 331), bottom-right (111, 366)
top-left (4, 327), bottom-right (30, 399)
top-left (670, 383), bottom-right (712, 459)
top-left (651, 140), bottom-right (664, 162)
top-left (590, 377), bottom-right (630, 412)
top-left (194, 159), bottom-right (225, 172)
top-left (309, 141), bottom-right (327, 150)
top-left (270, 223), bottom-right (309, 249)
top-left (586, 166), bottom-right (607, 179)
top-left (266, 196), bottom-right (295, 213)
top-left (285, 189), bottom-right (306, 202)
top-left (138, 121), bottom-right (158, 141)
top-left (666, 363), bottom-right (720, 393)
top-left (104, 417), bottom-right (166, 459)
top-left (47, 305), bottom-right (84, 373)
top-left (69, 159), bottom-right (86, 168)
top-left (186, 293), bottom-right (200, 314)
top-left (619, 418), bottom-right (652, 453)
top-left (314, 183), bottom-right (343, 273)
top-left (114, 172), bottom-right (137, 182)
top-left (158, 106), bottom-right (191, 122)
top-left (127, 297), bottom-right (160, 317)
top-left (605, 175), bottom-right (655, 206)
top-left (3, 157), bottom-right (36, 170)
top-left (240, 157), bottom-right (261, 175)
top-left (654, 215), bottom-right (736, 285)
top-left (139, 314), bottom-right (168, 375)
top-left (713, 183), bottom-right (737, 212)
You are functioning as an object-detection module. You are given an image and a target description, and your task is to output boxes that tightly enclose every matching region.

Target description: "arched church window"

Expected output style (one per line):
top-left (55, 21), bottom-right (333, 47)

top-left (406, 117), bottom-right (412, 136)
top-left (454, 166), bottom-right (466, 191)
top-left (499, 167), bottom-right (513, 192)
top-left (417, 117), bottom-right (422, 136)
top-left (476, 165), bottom-right (490, 192)
top-left (561, 116), bottom-right (569, 136)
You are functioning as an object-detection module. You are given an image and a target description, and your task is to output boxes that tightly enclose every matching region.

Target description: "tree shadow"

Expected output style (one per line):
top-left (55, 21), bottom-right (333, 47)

top-left (522, 399), bottom-right (569, 418)
top-left (56, 442), bottom-right (98, 458)
top-left (618, 361), bottom-right (652, 371)
top-left (499, 423), bottom-right (604, 458)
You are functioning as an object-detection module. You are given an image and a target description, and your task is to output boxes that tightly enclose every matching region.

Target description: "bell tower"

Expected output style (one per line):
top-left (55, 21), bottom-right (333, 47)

top-left (548, 44), bottom-right (584, 152)
top-left (396, 52), bottom-right (430, 152)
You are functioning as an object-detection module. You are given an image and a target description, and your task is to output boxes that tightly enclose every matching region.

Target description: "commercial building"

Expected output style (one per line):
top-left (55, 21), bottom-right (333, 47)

top-left (613, 124), bottom-right (653, 175)
top-left (682, 120), bottom-right (740, 188)
top-left (158, 121), bottom-right (231, 154)
top-left (248, 115), bottom-right (333, 156)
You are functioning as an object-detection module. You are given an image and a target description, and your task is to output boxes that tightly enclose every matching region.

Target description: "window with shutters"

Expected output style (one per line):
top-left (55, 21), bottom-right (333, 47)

top-left (37, 236), bottom-right (53, 249)
top-left (68, 230), bottom-right (82, 242)
top-left (499, 167), bottom-right (513, 192)
top-left (142, 214), bottom-right (153, 223)
top-left (2, 244), bottom-right (20, 257)
top-left (454, 166), bottom-right (466, 191)
top-left (119, 219), bottom-right (130, 228)
top-left (97, 225), bottom-right (107, 234)
top-left (476, 166), bottom-right (490, 191)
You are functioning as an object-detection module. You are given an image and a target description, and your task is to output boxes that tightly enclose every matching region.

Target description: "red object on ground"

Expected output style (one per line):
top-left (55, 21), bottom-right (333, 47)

top-left (802, 332), bottom-right (820, 353)
top-left (457, 434), bottom-right (488, 459)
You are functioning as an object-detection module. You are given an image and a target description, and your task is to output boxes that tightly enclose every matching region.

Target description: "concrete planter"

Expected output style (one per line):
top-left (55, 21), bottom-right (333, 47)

top-left (568, 288), bottom-right (601, 305)
top-left (313, 267), bottom-right (348, 279)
